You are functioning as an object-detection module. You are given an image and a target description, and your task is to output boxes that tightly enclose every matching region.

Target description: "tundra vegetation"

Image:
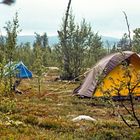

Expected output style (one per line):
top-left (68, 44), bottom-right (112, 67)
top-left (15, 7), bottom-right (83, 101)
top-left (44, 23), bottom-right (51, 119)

top-left (0, 0), bottom-right (140, 139)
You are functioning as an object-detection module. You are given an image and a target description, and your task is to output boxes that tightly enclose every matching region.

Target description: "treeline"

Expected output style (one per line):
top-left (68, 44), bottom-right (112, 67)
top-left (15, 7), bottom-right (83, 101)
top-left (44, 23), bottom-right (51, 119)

top-left (0, 12), bottom-right (140, 80)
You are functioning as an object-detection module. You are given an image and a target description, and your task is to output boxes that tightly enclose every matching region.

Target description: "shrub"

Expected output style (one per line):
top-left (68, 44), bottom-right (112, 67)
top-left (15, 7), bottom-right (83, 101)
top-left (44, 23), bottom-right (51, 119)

top-left (0, 98), bottom-right (17, 113)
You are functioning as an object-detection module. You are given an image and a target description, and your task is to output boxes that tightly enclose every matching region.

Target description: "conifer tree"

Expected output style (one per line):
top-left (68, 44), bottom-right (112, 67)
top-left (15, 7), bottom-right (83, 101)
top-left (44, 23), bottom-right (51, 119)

top-left (4, 12), bottom-right (21, 93)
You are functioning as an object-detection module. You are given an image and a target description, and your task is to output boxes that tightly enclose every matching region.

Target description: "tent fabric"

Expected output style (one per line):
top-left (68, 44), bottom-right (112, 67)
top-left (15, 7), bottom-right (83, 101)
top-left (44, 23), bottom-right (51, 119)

top-left (15, 61), bottom-right (32, 78)
top-left (74, 51), bottom-right (140, 97)
top-left (5, 61), bottom-right (32, 79)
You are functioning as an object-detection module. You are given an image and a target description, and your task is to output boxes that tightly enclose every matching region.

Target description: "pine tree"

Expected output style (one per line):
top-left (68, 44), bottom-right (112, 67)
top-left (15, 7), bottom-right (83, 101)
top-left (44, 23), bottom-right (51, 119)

top-left (133, 28), bottom-right (140, 53)
top-left (4, 12), bottom-right (21, 93)
top-left (57, 12), bottom-right (103, 80)
top-left (32, 39), bottom-right (45, 94)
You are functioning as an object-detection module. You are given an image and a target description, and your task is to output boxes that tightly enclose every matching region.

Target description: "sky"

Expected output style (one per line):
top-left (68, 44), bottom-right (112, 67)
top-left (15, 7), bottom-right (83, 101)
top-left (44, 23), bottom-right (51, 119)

top-left (0, 0), bottom-right (140, 38)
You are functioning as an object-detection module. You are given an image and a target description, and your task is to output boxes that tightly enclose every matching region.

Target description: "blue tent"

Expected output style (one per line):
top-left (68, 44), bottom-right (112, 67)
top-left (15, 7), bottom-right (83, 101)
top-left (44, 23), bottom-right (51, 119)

top-left (15, 61), bottom-right (32, 78)
top-left (5, 61), bottom-right (32, 79)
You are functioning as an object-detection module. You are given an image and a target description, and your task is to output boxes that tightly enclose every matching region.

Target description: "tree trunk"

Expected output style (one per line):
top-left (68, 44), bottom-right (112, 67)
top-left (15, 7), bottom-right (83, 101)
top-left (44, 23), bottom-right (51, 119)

top-left (62, 0), bottom-right (72, 80)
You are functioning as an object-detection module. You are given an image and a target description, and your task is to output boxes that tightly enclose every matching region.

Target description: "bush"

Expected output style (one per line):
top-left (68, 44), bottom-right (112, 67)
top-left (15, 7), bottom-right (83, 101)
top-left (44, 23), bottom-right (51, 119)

top-left (0, 98), bottom-right (17, 113)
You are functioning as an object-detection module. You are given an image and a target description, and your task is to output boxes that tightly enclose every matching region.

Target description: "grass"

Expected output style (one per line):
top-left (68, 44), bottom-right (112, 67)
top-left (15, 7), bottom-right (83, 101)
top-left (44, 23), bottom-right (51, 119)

top-left (0, 76), bottom-right (140, 139)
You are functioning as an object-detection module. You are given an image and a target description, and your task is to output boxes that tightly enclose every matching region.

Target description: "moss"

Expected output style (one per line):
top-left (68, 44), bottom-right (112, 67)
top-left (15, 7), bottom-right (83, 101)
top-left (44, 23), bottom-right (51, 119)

top-left (0, 79), bottom-right (139, 139)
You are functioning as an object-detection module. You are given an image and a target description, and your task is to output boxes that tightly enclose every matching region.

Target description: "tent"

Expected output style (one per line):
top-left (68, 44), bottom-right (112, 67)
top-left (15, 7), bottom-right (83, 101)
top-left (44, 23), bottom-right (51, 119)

top-left (15, 61), bottom-right (32, 78)
top-left (74, 51), bottom-right (140, 98)
top-left (5, 61), bottom-right (32, 79)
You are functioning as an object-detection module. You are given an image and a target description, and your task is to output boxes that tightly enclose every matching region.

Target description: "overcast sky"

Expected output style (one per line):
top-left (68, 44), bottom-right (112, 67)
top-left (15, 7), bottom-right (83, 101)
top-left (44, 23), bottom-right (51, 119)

top-left (0, 0), bottom-right (140, 38)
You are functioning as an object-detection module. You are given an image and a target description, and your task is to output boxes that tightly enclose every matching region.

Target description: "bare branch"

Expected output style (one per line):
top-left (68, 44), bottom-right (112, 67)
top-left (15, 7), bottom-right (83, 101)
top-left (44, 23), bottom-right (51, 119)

top-left (123, 11), bottom-right (132, 50)
top-left (129, 94), bottom-right (140, 127)
top-left (118, 110), bottom-right (132, 128)
top-left (121, 101), bottom-right (133, 116)
top-left (64, 0), bottom-right (72, 38)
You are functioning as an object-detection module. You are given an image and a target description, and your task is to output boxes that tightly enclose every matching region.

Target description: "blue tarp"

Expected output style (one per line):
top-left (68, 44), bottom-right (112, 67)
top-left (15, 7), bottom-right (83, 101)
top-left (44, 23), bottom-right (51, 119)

top-left (5, 61), bottom-right (32, 78)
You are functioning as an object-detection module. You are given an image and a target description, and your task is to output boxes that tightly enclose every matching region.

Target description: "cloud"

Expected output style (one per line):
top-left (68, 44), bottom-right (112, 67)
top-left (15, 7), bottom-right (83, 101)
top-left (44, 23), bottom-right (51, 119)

top-left (0, 0), bottom-right (140, 37)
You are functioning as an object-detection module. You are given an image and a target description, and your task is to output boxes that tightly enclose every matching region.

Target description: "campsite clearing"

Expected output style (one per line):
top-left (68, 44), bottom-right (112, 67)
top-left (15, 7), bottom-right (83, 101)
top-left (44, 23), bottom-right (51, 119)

top-left (0, 77), bottom-right (140, 139)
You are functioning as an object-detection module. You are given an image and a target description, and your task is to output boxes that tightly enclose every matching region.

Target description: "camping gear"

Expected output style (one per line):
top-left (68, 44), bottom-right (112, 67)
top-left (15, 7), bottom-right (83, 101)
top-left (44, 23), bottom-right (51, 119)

top-left (5, 61), bottom-right (32, 94)
top-left (72, 115), bottom-right (96, 122)
top-left (74, 51), bottom-right (140, 98)
top-left (15, 61), bottom-right (32, 78)
top-left (5, 61), bottom-right (32, 79)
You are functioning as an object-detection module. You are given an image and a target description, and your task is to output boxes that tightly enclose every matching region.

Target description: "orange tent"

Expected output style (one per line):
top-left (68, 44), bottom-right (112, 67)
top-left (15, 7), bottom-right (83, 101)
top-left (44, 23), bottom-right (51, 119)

top-left (74, 51), bottom-right (140, 98)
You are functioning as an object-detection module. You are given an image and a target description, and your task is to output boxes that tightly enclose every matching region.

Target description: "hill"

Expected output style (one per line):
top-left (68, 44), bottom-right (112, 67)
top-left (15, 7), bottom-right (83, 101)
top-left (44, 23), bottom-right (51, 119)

top-left (17, 35), bottom-right (119, 46)
top-left (17, 35), bottom-right (59, 46)
top-left (17, 35), bottom-right (35, 45)
top-left (101, 36), bottom-right (119, 45)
